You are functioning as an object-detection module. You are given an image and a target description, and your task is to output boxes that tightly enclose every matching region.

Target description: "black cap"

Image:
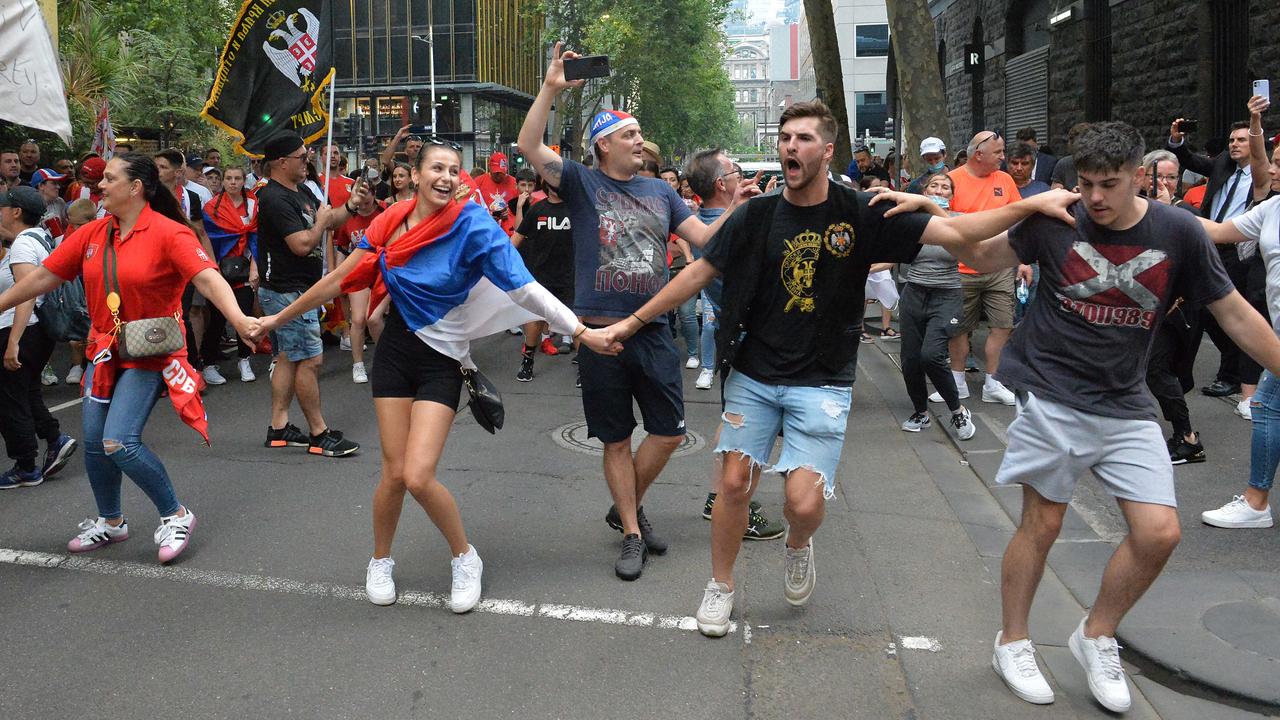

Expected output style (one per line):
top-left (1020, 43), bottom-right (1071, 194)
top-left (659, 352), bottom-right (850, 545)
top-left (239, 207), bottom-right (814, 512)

top-left (0, 186), bottom-right (46, 216)
top-left (262, 133), bottom-right (306, 162)
top-left (185, 154), bottom-right (204, 168)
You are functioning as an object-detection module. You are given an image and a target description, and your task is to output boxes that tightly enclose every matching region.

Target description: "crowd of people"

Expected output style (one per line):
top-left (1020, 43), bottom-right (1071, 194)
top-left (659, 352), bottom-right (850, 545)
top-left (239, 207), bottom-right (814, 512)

top-left (0, 39), bottom-right (1278, 715)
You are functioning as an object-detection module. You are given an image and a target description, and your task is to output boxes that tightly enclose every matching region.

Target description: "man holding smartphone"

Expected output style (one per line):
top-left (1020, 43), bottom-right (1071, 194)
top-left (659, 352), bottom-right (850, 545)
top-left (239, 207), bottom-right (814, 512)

top-left (518, 42), bottom-right (760, 581)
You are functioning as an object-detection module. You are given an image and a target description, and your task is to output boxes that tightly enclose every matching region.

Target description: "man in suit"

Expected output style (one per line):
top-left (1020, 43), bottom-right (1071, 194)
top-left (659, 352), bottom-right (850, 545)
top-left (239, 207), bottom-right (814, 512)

top-left (1167, 119), bottom-right (1255, 400)
top-left (1013, 128), bottom-right (1057, 184)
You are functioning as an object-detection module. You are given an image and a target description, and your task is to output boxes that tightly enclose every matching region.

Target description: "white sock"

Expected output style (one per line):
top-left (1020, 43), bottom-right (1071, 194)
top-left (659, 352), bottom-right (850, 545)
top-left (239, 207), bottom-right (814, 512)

top-left (951, 370), bottom-right (966, 387)
top-left (985, 373), bottom-right (999, 388)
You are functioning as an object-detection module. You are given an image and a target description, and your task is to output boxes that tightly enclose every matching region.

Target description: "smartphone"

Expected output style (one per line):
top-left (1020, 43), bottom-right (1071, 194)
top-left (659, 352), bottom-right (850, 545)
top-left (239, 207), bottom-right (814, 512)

top-left (407, 124), bottom-right (432, 135)
top-left (1254, 79), bottom-right (1271, 103)
top-left (563, 54), bottom-right (611, 81)
top-left (1177, 119), bottom-right (1199, 134)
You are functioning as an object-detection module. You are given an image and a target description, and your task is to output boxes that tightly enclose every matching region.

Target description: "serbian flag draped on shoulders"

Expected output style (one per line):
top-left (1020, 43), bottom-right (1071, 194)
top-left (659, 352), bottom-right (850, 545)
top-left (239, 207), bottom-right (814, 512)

top-left (339, 196), bottom-right (578, 369)
top-left (202, 192), bottom-right (259, 263)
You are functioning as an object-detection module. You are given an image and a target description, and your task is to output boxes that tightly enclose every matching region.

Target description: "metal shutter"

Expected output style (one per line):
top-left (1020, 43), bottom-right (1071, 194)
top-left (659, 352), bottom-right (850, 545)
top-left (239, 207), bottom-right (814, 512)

top-left (1004, 45), bottom-right (1049, 140)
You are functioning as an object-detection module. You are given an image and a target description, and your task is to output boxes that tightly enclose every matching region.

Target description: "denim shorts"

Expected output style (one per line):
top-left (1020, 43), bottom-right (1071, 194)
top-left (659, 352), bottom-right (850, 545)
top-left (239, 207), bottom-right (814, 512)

top-left (716, 370), bottom-right (853, 499)
top-left (258, 287), bottom-right (323, 362)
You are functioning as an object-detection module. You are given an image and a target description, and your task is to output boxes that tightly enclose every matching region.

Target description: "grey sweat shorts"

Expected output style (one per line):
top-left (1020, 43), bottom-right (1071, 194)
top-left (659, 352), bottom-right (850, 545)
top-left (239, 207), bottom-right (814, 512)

top-left (994, 390), bottom-right (1176, 508)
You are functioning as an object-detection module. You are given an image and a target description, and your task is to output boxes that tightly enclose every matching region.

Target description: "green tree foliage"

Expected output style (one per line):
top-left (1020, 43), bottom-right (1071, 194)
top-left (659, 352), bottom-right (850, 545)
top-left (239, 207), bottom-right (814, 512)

top-left (538, 0), bottom-right (738, 163)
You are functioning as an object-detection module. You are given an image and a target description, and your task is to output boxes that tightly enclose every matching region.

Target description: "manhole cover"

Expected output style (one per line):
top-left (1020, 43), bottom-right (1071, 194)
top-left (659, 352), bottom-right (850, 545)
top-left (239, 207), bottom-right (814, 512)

top-left (551, 421), bottom-right (706, 457)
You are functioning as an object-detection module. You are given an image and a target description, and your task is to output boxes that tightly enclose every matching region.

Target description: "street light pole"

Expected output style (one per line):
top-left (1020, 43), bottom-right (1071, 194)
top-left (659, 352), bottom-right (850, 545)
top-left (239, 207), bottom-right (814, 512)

top-left (413, 31), bottom-right (438, 133)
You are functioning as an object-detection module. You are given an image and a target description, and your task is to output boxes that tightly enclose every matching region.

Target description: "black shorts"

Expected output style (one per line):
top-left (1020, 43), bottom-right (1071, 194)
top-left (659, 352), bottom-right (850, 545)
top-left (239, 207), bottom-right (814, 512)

top-left (371, 307), bottom-right (463, 409)
top-left (578, 322), bottom-right (685, 443)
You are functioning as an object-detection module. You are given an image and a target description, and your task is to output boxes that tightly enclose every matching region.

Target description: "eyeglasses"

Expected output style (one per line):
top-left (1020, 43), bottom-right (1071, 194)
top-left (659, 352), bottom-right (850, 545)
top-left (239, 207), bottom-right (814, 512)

top-left (974, 131), bottom-right (1002, 150)
top-left (716, 169), bottom-right (741, 182)
top-left (425, 136), bottom-right (462, 152)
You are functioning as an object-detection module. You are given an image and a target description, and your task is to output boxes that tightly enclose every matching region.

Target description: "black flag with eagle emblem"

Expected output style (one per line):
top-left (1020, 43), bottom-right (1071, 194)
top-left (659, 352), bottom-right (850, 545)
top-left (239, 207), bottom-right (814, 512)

top-left (200, 0), bottom-right (333, 157)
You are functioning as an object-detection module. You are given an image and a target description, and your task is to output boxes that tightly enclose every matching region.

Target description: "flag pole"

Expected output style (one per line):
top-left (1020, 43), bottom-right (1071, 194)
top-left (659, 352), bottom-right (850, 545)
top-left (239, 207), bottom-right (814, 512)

top-left (322, 78), bottom-right (336, 270)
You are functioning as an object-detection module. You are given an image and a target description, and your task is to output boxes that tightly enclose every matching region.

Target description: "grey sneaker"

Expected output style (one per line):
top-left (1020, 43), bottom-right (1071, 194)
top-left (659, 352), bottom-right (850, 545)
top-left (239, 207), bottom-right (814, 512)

top-left (783, 536), bottom-right (816, 606)
top-left (695, 579), bottom-right (734, 637)
top-left (901, 411), bottom-right (931, 432)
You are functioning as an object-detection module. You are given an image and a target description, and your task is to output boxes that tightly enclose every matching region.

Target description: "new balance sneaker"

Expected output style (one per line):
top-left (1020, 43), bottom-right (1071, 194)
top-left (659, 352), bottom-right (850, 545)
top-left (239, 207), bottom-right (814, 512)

top-left (202, 365), bottom-right (227, 386)
top-left (265, 423), bottom-right (309, 448)
top-left (783, 537), bottom-right (816, 606)
top-left (901, 411), bottom-right (931, 432)
top-left (982, 379), bottom-right (1015, 405)
top-left (352, 362), bottom-right (369, 384)
top-left (42, 434), bottom-right (78, 479)
top-left (1068, 618), bottom-right (1131, 712)
top-left (615, 533), bottom-right (647, 581)
top-left (696, 579), bottom-right (735, 637)
top-left (539, 337), bottom-right (560, 356)
top-left (951, 407), bottom-right (976, 441)
top-left (695, 368), bottom-right (715, 390)
top-left (516, 355), bottom-right (534, 382)
top-left (66, 364), bottom-right (84, 385)
top-left (67, 516), bottom-right (128, 553)
top-left (685, 355), bottom-right (700, 369)
top-left (1169, 438), bottom-right (1205, 465)
top-left (0, 465), bottom-right (42, 489)
top-left (450, 545), bottom-right (483, 613)
top-left (1201, 495), bottom-right (1274, 528)
top-left (238, 358), bottom-right (256, 382)
top-left (40, 364), bottom-right (57, 386)
top-left (366, 557), bottom-right (397, 605)
top-left (605, 505), bottom-right (668, 555)
top-left (702, 492), bottom-right (762, 520)
top-left (309, 429), bottom-right (360, 457)
top-left (743, 507), bottom-right (785, 541)
top-left (155, 508), bottom-right (196, 563)
top-left (992, 632), bottom-right (1054, 705)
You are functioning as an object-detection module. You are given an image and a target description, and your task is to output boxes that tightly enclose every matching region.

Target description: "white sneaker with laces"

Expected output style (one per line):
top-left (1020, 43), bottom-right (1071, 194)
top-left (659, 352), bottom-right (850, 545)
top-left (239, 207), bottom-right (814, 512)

top-left (1201, 495), bottom-right (1274, 528)
top-left (40, 364), bottom-right (58, 386)
top-left (952, 406), bottom-right (976, 440)
top-left (783, 536), bottom-right (816, 606)
top-left (992, 631), bottom-right (1054, 704)
top-left (695, 368), bottom-right (715, 390)
top-left (66, 364), bottom-right (84, 385)
top-left (366, 557), bottom-right (396, 605)
top-left (685, 356), bottom-right (700, 369)
top-left (202, 365), bottom-right (227, 386)
top-left (1236, 397), bottom-right (1253, 421)
top-left (695, 579), bottom-right (734, 637)
top-left (1069, 618), bottom-right (1131, 712)
top-left (67, 516), bottom-right (129, 553)
top-left (238, 358), bottom-right (256, 382)
top-left (450, 545), bottom-right (483, 613)
top-left (982, 378), bottom-right (1015, 405)
top-left (352, 362), bottom-right (369, 384)
top-left (340, 335), bottom-right (352, 351)
top-left (154, 508), bottom-right (196, 564)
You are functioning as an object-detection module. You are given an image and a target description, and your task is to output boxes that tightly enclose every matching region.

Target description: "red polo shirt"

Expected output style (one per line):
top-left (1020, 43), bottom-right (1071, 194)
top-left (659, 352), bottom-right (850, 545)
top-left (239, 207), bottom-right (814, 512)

top-left (44, 204), bottom-right (215, 366)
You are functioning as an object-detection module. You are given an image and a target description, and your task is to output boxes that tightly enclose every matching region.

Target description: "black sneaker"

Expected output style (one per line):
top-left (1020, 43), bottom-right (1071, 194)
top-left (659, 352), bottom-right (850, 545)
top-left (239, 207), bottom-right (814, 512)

top-left (1170, 439), bottom-right (1206, 465)
top-left (615, 533), bottom-right (647, 581)
top-left (701, 492), bottom-right (762, 520)
top-left (516, 355), bottom-right (534, 382)
top-left (605, 505), bottom-right (668, 555)
top-left (743, 507), bottom-right (786, 541)
top-left (308, 429), bottom-right (360, 457)
top-left (265, 423), bottom-right (309, 448)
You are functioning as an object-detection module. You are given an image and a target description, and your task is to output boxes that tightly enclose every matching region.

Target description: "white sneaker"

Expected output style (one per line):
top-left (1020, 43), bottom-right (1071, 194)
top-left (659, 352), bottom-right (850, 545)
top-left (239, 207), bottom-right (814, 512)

top-left (695, 579), bottom-right (734, 637)
top-left (951, 406), bottom-right (976, 440)
top-left (449, 545), bottom-right (483, 613)
top-left (992, 631), bottom-right (1054, 704)
top-left (154, 508), bottom-right (196, 564)
top-left (695, 368), bottom-right (715, 390)
top-left (366, 557), bottom-right (396, 605)
top-left (1201, 495), bottom-right (1274, 528)
top-left (1068, 618), bottom-right (1131, 712)
top-left (352, 362), bottom-right (369, 384)
top-left (238, 358), bottom-right (256, 382)
top-left (783, 536), bottom-right (816, 606)
top-left (202, 365), bottom-right (227, 386)
top-left (340, 335), bottom-right (352, 351)
top-left (982, 379), bottom-right (1015, 405)
top-left (685, 356), bottom-right (700, 369)
top-left (40, 364), bottom-right (58, 386)
top-left (1236, 397), bottom-right (1253, 421)
top-left (66, 364), bottom-right (84, 385)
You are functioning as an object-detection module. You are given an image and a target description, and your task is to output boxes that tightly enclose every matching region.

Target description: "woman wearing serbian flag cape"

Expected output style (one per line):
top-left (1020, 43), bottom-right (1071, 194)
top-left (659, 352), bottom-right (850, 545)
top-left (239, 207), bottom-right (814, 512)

top-left (0, 154), bottom-right (259, 565)
top-left (257, 141), bottom-right (616, 613)
top-left (200, 166), bottom-right (260, 380)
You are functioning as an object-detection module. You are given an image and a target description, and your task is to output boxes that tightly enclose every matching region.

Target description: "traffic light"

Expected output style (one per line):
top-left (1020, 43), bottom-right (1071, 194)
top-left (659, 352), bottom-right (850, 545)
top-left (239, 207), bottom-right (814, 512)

top-left (883, 117), bottom-right (895, 139)
top-left (343, 114), bottom-right (360, 138)
top-left (362, 135), bottom-right (377, 154)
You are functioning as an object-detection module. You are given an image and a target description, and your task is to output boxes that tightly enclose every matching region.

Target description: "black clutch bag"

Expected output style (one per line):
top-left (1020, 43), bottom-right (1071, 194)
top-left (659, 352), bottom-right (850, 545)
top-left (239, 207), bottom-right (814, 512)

top-left (219, 254), bottom-right (251, 284)
top-left (461, 368), bottom-right (504, 433)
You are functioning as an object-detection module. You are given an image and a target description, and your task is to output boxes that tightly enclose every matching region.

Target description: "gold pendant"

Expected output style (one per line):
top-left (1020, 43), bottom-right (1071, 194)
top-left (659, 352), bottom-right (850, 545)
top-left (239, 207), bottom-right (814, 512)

top-left (106, 291), bottom-right (120, 314)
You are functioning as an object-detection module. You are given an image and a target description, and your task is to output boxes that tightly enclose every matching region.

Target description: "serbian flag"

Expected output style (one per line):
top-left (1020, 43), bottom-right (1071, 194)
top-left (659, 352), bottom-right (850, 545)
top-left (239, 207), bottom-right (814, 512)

top-left (90, 100), bottom-right (116, 160)
top-left (340, 196), bottom-right (574, 367)
top-left (201, 193), bottom-right (258, 262)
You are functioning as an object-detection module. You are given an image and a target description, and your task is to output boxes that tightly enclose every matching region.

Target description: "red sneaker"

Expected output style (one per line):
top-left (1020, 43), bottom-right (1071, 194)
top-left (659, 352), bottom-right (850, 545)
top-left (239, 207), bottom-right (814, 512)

top-left (539, 338), bottom-right (560, 356)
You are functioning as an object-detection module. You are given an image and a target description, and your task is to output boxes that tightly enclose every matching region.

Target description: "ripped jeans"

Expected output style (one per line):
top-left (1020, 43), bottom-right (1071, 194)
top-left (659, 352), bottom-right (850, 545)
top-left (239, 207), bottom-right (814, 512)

top-left (82, 364), bottom-right (180, 520)
top-left (715, 370), bottom-right (852, 499)
top-left (1249, 371), bottom-right (1280, 492)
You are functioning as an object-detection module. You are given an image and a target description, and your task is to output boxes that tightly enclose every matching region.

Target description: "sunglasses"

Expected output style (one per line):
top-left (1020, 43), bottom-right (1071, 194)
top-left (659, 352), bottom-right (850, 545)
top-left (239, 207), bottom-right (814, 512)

top-left (974, 131), bottom-right (1002, 150)
top-left (425, 136), bottom-right (462, 152)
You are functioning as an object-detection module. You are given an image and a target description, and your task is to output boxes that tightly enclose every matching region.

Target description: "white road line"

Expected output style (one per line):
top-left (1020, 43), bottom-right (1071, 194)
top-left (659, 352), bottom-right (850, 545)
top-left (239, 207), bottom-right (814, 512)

top-left (0, 547), bottom-right (736, 635)
top-left (49, 398), bottom-right (81, 413)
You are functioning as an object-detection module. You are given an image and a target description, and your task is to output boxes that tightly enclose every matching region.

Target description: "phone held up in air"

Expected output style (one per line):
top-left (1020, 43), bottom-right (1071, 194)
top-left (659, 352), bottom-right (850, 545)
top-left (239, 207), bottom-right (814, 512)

top-left (1254, 79), bottom-right (1271, 103)
top-left (563, 54), bottom-right (611, 81)
top-left (1177, 119), bottom-right (1199, 134)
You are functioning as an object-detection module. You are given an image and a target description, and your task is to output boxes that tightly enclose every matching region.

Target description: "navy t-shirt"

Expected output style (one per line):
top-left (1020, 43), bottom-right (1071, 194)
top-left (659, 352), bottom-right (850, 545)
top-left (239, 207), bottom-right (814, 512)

top-left (557, 160), bottom-right (693, 321)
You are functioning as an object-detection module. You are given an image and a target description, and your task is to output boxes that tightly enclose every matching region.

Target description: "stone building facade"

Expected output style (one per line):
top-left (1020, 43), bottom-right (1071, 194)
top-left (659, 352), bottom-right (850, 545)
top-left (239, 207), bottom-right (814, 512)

top-left (927, 0), bottom-right (1280, 158)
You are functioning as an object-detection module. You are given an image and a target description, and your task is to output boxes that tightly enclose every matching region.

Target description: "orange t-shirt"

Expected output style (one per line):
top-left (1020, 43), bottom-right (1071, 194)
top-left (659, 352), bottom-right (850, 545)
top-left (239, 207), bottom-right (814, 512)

top-left (949, 167), bottom-right (1022, 274)
top-left (1184, 183), bottom-right (1206, 210)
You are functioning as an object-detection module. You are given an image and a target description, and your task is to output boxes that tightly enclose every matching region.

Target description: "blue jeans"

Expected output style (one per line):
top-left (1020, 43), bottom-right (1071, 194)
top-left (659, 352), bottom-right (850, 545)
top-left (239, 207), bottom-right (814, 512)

top-left (1249, 371), bottom-right (1280, 492)
top-left (82, 364), bottom-right (179, 519)
top-left (676, 293), bottom-right (699, 359)
top-left (699, 291), bottom-right (719, 371)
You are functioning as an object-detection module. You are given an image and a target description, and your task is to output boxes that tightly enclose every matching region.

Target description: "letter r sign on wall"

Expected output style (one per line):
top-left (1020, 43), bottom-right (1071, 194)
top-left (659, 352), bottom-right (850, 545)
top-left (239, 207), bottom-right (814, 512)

top-left (963, 43), bottom-right (983, 73)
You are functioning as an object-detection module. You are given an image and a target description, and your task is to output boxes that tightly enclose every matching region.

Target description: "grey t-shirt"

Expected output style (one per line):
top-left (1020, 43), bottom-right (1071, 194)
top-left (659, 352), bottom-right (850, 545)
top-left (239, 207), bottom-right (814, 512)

top-left (903, 243), bottom-right (960, 288)
top-left (996, 200), bottom-right (1234, 420)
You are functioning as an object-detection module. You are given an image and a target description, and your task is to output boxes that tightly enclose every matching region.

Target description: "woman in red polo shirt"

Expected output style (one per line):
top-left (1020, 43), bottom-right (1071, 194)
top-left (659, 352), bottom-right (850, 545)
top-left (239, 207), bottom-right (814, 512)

top-left (0, 153), bottom-right (258, 564)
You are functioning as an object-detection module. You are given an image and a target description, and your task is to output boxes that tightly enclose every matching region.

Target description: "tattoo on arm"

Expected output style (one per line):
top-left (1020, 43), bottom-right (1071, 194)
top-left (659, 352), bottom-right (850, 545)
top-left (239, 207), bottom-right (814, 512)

top-left (543, 159), bottom-right (563, 188)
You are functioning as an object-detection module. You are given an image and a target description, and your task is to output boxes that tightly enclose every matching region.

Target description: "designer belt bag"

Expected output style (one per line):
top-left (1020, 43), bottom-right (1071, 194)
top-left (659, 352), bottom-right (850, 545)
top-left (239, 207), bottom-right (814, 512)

top-left (103, 224), bottom-right (186, 360)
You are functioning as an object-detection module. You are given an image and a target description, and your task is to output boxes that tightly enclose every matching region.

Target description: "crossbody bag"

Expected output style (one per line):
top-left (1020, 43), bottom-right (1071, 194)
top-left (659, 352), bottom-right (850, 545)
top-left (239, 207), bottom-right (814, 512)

top-left (103, 224), bottom-right (185, 359)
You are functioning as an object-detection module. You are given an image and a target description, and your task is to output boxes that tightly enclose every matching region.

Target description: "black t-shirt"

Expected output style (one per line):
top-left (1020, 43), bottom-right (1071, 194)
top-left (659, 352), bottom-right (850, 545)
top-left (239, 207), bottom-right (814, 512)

top-left (703, 192), bottom-right (928, 386)
top-left (256, 179), bottom-right (321, 293)
top-left (997, 200), bottom-right (1234, 419)
top-left (515, 198), bottom-right (574, 290)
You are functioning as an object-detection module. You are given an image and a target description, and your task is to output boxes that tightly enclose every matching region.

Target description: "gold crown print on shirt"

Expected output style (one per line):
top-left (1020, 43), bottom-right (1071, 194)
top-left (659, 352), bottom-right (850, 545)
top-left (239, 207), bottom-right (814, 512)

top-left (782, 230), bottom-right (821, 313)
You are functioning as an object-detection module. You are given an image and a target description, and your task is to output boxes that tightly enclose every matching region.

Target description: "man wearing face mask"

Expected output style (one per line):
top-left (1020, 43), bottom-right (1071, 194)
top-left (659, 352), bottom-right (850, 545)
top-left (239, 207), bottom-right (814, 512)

top-left (907, 137), bottom-right (949, 195)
